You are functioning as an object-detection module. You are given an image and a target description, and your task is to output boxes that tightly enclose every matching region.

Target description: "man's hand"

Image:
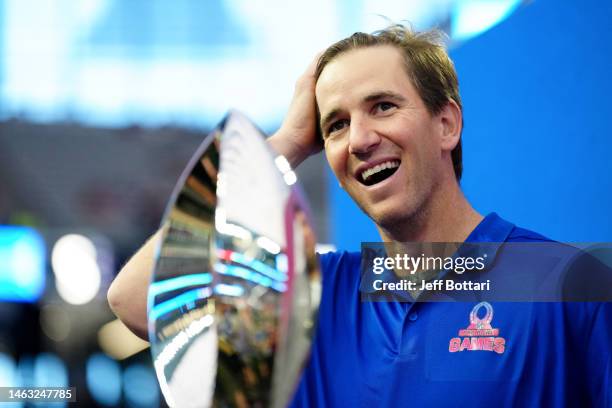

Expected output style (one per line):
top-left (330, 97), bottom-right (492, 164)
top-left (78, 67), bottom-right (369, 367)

top-left (268, 53), bottom-right (323, 169)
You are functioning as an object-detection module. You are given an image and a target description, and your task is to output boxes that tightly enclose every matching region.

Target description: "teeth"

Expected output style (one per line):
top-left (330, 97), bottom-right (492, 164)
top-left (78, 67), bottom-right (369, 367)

top-left (361, 161), bottom-right (400, 182)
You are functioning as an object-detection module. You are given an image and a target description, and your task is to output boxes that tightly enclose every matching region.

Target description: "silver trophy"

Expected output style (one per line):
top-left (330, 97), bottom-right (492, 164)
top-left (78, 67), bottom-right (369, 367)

top-left (148, 112), bottom-right (321, 407)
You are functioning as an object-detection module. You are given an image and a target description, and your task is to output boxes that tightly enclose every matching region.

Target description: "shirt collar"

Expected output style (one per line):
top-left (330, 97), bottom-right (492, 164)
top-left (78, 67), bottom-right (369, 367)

top-left (465, 212), bottom-right (515, 243)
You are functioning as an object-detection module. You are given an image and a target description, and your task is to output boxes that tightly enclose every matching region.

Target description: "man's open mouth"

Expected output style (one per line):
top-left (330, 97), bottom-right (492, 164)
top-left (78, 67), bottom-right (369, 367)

top-left (359, 160), bottom-right (400, 186)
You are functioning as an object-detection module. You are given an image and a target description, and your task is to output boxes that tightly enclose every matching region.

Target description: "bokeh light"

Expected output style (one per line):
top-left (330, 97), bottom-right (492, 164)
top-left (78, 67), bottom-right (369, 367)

top-left (123, 364), bottom-right (160, 408)
top-left (39, 304), bottom-right (71, 342)
top-left (86, 353), bottom-right (122, 407)
top-left (0, 226), bottom-right (46, 303)
top-left (51, 234), bottom-right (101, 305)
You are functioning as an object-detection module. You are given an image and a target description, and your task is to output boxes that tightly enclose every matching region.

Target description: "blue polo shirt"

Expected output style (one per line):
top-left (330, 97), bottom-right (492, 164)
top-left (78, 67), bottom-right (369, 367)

top-left (290, 213), bottom-right (612, 407)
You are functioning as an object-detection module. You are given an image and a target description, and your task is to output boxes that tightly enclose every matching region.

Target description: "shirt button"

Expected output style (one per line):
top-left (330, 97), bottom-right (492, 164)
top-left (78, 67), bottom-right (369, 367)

top-left (408, 312), bottom-right (418, 321)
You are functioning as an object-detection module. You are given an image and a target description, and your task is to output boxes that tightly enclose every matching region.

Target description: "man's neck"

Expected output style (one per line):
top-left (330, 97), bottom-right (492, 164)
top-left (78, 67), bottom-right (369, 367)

top-left (377, 178), bottom-right (483, 243)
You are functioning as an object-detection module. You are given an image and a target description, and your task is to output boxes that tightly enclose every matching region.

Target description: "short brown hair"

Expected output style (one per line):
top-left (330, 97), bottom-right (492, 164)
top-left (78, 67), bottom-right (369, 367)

top-left (315, 24), bottom-right (463, 181)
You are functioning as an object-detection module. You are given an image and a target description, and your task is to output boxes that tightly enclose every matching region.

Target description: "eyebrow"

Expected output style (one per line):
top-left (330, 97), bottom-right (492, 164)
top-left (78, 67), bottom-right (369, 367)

top-left (319, 91), bottom-right (407, 133)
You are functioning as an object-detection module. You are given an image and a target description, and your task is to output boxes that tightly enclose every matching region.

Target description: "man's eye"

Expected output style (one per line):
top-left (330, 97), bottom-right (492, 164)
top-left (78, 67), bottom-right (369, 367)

top-left (328, 119), bottom-right (349, 135)
top-left (374, 102), bottom-right (396, 113)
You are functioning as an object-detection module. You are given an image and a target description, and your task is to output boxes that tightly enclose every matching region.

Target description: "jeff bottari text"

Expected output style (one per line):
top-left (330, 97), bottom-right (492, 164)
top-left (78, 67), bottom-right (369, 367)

top-left (372, 278), bottom-right (491, 291)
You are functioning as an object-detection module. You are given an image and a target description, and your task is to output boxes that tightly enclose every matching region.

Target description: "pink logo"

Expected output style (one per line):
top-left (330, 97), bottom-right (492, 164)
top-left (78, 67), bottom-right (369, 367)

top-left (449, 302), bottom-right (505, 354)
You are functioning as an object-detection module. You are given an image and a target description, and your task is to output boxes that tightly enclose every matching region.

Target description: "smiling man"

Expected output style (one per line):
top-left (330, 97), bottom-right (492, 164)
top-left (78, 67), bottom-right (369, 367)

top-left (270, 27), bottom-right (482, 244)
top-left (318, 42), bottom-right (479, 242)
top-left (109, 24), bottom-right (612, 407)
top-left (266, 25), bottom-right (612, 407)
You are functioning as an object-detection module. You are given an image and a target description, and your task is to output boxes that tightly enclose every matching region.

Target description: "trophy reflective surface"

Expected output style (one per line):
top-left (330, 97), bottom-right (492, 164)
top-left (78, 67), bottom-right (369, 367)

top-left (148, 112), bottom-right (321, 408)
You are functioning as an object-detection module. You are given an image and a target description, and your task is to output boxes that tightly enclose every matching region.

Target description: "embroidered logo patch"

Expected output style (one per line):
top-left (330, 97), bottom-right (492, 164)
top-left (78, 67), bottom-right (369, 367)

top-left (449, 301), bottom-right (506, 354)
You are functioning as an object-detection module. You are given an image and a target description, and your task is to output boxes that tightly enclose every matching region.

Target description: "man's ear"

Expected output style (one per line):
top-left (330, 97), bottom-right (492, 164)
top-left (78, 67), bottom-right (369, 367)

top-left (437, 99), bottom-right (462, 152)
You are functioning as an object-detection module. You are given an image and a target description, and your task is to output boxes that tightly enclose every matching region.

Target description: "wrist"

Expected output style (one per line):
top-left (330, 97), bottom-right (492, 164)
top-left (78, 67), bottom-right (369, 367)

top-left (267, 130), bottom-right (307, 169)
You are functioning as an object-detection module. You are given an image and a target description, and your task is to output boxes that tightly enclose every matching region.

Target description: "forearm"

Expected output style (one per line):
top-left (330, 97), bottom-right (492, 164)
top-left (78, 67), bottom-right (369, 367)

top-left (107, 229), bottom-right (162, 340)
top-left (267, 131), bottom-right (309, 169)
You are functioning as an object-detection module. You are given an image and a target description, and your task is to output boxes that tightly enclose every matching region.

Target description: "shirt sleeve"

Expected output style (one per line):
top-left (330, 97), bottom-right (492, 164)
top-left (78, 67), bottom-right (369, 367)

top-left (585, 302), bottom-right (612, 407)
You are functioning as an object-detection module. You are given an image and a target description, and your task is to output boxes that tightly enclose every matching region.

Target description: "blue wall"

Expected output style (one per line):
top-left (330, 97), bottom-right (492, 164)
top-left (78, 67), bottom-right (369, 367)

top-left (329, 0), bottom-right (612, 249)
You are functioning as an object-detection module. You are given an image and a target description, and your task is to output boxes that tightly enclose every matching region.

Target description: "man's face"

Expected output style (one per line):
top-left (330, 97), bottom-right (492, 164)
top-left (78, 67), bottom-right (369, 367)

top-left (315, 45), bottom-right (447, 232)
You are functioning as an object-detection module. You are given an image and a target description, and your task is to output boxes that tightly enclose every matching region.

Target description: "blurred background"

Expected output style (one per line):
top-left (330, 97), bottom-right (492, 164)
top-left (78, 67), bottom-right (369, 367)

top-left (0, 0), bottom-right (610, 406)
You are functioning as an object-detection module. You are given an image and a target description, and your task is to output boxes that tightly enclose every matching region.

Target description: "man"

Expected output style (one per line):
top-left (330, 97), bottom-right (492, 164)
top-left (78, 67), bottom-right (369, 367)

top-left (269, 26), bottom-right (481, 245)
top-left (109, 24), bottom-right (611, 406)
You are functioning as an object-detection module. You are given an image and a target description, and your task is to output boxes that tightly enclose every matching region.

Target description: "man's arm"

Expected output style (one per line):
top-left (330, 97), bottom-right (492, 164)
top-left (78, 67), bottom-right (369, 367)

top-left (267, 52), bottom-right (323, 168)
top-left (107, 229), bottom-right (162, 340)
top-left (107, 53), bottom-right (323, 341)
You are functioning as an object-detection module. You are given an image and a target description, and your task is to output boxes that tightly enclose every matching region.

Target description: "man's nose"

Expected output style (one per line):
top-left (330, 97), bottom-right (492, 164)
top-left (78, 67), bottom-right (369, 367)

top-left (348, 119), bottom-right (381, 155)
